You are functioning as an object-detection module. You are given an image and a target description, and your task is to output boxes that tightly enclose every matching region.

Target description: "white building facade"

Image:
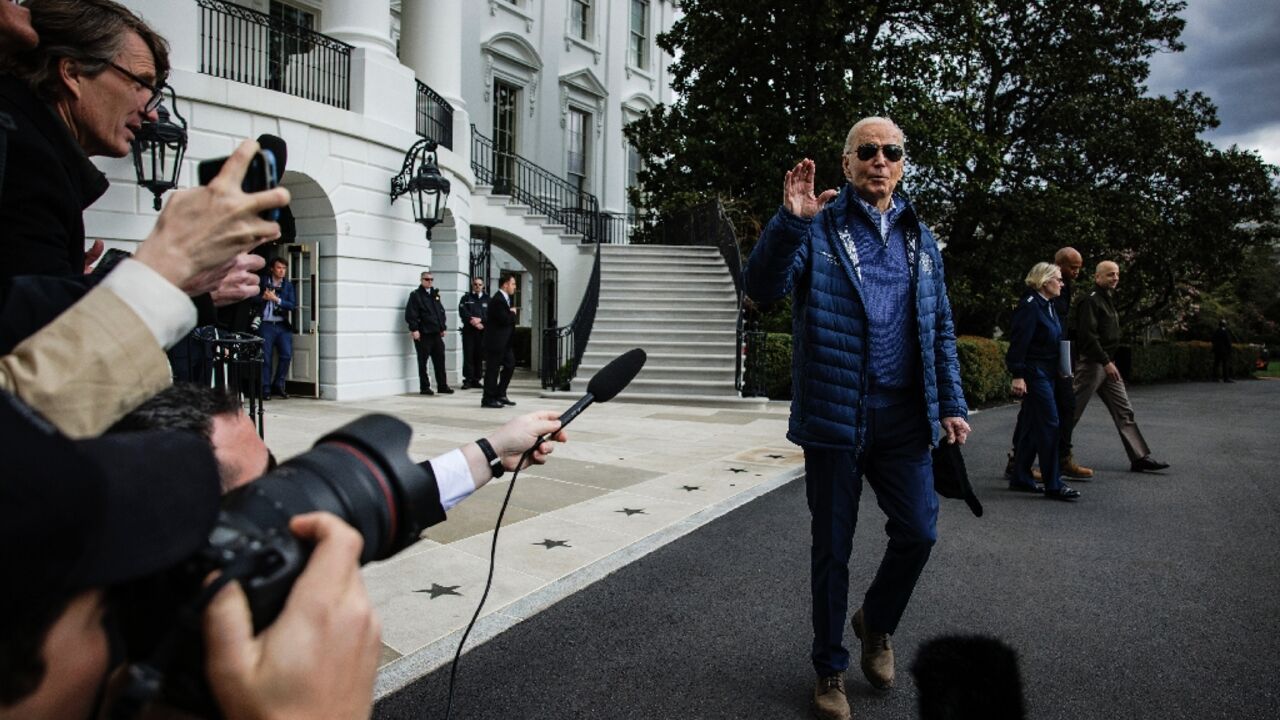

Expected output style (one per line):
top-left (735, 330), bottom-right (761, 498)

top-left (87, 0), bottom-right (677, 400)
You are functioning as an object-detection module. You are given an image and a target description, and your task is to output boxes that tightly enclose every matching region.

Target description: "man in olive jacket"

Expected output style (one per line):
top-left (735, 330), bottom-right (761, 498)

top-left (1070, 261), bottom-right (1169, 473)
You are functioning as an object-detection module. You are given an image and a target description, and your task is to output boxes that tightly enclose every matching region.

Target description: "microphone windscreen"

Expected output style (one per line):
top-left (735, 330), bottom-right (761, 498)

top-left (256, 134), bottom-right (288, 174)
top-left (585, 348), bottom-right (646, 403)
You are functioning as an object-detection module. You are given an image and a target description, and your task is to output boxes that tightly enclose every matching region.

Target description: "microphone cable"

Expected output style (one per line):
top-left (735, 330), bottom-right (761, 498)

top-left (442, 439), bottom-right (540, 720)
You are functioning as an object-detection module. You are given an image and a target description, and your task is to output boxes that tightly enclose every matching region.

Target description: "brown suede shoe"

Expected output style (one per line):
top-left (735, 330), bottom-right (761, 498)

top-left (811, 674), bottom-right (852, 720)
top-left (851, 608), bottom-right (894, 689)
top-left (1061, 455), bottom-right (1094, 479)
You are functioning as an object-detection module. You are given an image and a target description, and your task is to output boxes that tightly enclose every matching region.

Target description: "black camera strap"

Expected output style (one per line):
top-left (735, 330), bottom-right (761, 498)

top-left (108, 557), bottom-right (258, 720)
top-left (442, 442), bottom-right (539, 720)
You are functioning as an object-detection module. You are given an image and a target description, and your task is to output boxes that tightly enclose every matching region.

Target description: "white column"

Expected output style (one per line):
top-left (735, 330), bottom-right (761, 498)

top-left (399, 0), bottom-right (470, 162)
top-left (320, 0), bottom-right (415, 131)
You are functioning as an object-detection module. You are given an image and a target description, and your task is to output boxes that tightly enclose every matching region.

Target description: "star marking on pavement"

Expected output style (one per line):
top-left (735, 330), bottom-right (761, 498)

top-left (534, 539), bottom-right (571, 549)
top-left (680, 485), bottom-right (701, 492)
top-left (617, 508), bottom-right (647, 516)
top-left (728, 468), bottom-right (747, 473)
top-left (415, 583), bottom-right (462, 599)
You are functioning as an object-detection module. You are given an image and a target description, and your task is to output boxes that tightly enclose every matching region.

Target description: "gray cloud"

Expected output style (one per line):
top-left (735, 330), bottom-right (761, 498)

top-left (1146, 0), bottom-right (1280, 160)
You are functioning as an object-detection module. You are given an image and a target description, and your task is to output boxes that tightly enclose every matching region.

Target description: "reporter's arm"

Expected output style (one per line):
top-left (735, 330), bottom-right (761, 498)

top-left (431, 411), bottom-right (569, 510)
top-left (0, 274), bottom-right (180, 438)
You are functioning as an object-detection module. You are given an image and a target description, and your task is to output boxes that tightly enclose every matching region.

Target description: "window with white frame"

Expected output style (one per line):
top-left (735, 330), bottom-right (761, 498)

top-left (493, 80), bottom-right (520, 190)
top-left (629, 0), bottom-right (649, 70)
top-left (570, 0), bottom-right (592, 42)
top-left (567, 108), bottom-right (590, 203)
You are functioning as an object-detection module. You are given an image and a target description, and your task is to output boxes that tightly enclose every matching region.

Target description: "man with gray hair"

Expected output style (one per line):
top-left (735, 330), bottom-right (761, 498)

top-left (0, 0), bottom-right (171, 280)
top-left (745, 116), bottom-right (970, 720)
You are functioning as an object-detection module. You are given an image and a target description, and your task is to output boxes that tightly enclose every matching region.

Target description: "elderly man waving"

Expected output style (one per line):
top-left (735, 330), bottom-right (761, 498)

top-left (744, 116), bottom-right (970, 720)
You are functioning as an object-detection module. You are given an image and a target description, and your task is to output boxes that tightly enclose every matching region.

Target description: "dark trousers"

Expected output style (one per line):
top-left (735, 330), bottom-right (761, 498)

top-left (260, 321), bottom-right (292, 393)
top-left (1010, 374), bottom-right (1076, 462)
top-left (414, 334), bottom-right (448, 392)
top-left (461, 327), bottom-right (484, 385)
top-left (1013, 367), bottom-right (1064, 492)
top-left (1213, 352), bottom-right (1231, 381)
top-left (483, 345), bottom-right (514, 402)
top-left (804, 400), bottom-right (937, 678)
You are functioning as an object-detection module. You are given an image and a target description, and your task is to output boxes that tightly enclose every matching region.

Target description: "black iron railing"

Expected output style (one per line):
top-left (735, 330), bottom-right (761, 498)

top-left (197, 0), bottom-right (352, 109)
top-left (472, 125), bottom-right (603, 242)
top-left (541, 241), bottom-right (601, 390)
top-left (598, 211), bottom-right (654, 244)
top-left (415, 80), bottom-right (453, 149)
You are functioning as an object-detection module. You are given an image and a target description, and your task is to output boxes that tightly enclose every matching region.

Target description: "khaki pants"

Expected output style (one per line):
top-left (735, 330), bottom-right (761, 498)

top-left (1071, 359), bottom-right (1151, 463)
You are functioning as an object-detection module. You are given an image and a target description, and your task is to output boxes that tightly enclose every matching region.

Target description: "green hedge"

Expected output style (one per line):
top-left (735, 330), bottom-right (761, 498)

top-left (1129, 341), bottom-right (1256, 383)
top-left (745, 335), bottom-right (1258, 403)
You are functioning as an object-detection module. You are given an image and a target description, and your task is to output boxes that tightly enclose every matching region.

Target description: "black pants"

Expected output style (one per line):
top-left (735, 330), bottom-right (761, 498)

top-left (461, 327), bottom-right (484, 385)
top-left (483, 344), bottom-right (514, 402)
top-left (414, 334), bottom-right (447, 392)
top-left (1213, 352), bottom-right (1231, 381)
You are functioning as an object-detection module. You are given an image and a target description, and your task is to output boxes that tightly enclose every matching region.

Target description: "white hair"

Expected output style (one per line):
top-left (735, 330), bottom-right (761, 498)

top-left (843, 116), bottom-right (906, 155)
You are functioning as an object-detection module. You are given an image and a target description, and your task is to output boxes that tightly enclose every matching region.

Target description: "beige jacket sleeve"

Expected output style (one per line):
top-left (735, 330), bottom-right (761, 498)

top-left (0, 283), bottom-right (173, 438)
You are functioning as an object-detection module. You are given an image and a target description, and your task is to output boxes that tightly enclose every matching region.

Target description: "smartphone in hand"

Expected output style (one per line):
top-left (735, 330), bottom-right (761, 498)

top-left (197, 150), bottom-right (280, 220)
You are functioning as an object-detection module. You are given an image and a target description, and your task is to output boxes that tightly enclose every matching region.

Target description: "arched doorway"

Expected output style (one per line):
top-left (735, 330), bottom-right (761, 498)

top-left (277, 170), bottom-right (336, 398)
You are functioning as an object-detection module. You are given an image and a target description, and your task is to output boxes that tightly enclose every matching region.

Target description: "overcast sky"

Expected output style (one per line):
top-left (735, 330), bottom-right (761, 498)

top-left (1145, 0), bottom-right (1280, 166)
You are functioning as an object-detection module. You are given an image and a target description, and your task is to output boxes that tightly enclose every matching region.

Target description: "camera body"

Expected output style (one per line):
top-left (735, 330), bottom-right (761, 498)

top-left (196, 149), bottom-right (280, 221)
top-left (116, 414), bottom-right (444, 715)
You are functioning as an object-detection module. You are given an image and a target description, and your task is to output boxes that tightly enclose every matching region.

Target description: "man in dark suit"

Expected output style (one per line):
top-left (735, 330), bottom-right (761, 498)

top-left (482, 272), bottom-right (518, 408)
top-left (405, 270), bottom-right (452, 395)
top-left (457, 276), bottom-right (488, 389)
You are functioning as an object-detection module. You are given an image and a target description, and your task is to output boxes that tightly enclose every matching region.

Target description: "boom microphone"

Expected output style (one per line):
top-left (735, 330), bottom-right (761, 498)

top-left (558, 348), bottom-right (647, 428)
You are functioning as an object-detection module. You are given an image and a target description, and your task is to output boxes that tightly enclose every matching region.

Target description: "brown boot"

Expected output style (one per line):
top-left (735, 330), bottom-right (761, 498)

top-left (811, 674), bottom-right (852, 720)
top-left (1061, 455), bottom-right (1094, 479)
top-left (851, 608), bottom-right (894, 689)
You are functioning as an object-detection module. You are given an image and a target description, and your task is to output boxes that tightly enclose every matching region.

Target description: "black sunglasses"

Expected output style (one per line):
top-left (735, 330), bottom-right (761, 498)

top-left (107, 61), bottom-right (164, 113)
top-left (854, 143), bottom-right (904, 162)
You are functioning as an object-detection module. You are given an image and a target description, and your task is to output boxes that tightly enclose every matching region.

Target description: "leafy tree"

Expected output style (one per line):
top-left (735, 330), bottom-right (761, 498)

top-left (627, 0), bottom-right (1280, 337)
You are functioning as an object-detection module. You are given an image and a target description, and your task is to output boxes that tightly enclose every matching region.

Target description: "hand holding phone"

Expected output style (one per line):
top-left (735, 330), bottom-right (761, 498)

top-left (198, 150), bottom-right (281, 221)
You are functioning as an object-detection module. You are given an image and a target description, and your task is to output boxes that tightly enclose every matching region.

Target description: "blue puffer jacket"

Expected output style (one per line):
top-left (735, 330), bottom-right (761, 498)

top-left (743, 185), bottom-right (968, 452)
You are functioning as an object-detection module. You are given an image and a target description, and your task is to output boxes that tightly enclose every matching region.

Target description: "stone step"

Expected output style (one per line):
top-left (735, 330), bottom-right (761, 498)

top-left (587, 339), bottom-right (736, 356)
top-left (581, 351), bottom-right (736, 370)
top-left (594, 317), bottom-right (737, 331)
top-left (602, 266), bottom-right (729, 276)
top-left (602, 258), bottom-right (726, 269)
top-left (540, 388), bottom-right (768, 410)
top-left (601, 248), bottom-right (722, 260)
top-left (598, 292), bottom-right (738, 305)
top-left (599, 279), bottom-right (736, 292)
top-left (578, 364), bottom-right (736, 382)
top-left (590, 329), bottom-right (737, 343)
top-left (596, 304), bottom-right (738, 319)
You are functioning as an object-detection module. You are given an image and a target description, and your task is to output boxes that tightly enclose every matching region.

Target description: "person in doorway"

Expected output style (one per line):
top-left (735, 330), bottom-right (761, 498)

top-left (405, 270), bottom-right (453, 395)
top-left (481, 272), bottom-right (518, 408)
top-left (258, 257), bottom-right (296, 399)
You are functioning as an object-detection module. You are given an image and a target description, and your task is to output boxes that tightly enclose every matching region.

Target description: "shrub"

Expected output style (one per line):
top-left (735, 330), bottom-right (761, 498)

top-left (955, 335), bottom-right (1011, 407)
top-left (1130, 341), bottom-right (1257, 382)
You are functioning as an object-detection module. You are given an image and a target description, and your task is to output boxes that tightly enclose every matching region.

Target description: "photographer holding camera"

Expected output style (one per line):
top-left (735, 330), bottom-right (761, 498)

top-left (0, 387), bottom-right (568, 720)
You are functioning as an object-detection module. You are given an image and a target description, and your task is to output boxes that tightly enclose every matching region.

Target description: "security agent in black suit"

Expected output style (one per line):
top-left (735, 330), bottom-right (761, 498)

top-left (457, 276), bottom-right (488, 389)
top-left (405, 271), bottom-right (453, 395)
top-left (482, 272), bottom-right (518, 408)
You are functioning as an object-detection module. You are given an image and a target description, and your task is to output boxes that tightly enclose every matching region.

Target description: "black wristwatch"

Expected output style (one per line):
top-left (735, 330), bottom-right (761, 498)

top-left (476, 438), bottom-right (504, 478)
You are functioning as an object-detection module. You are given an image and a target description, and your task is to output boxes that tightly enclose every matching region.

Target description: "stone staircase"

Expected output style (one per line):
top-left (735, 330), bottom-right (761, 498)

top-left (576, 244), bottom-right (756, 405)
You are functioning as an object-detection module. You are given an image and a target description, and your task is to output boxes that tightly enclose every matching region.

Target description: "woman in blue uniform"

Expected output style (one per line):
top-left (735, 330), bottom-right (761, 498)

top-left (1007, 262), bottom-right (1080, 501)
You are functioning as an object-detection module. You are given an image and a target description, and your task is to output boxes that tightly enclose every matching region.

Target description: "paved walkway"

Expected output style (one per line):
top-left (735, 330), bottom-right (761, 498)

top-left (259, 374), bottom-right (803, 698)
top-left (370, 378), bottom-right (1280, 719)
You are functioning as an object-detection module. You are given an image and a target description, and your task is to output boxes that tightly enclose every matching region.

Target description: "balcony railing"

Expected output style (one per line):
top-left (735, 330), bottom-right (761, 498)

top-left (197, 0), bottom-right (353, 110)
top-left (415, 81), bottom-right (453, 150)
top-left (597, 211), bottom-right (653, 244)
top-left (472, 125), bottom-right (602, 243)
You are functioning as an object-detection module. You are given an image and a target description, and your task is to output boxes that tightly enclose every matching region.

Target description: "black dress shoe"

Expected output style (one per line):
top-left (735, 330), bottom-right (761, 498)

top-left (1008, 481), bottom-right (1045, 494)
top-left (1130, 456), bottom-right (1170, 472)
top-left (499, 397), bottom-right (516, 406)
top-left (481, 400), bottom-right (504, 409)
top-left (1044, 485), bottom-right (1081, 501)
top-left (438, 386), bottom-right (455, 394)
top-left (420, 388), bottom-right (435, 396)
top-left (273, 388), bottom-right (289, 399)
